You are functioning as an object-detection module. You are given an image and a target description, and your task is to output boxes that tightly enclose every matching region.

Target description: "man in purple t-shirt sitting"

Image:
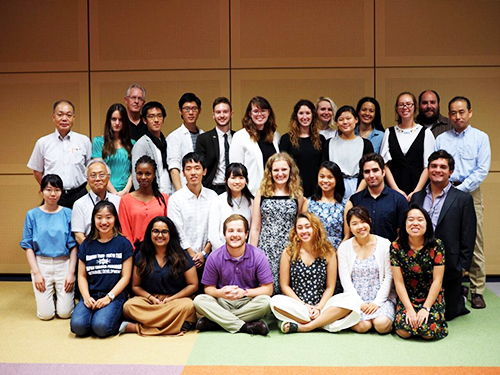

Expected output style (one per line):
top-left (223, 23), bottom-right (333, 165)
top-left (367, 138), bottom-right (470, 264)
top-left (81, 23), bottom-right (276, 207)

top-left (193, 214), bottom-right (273, 335)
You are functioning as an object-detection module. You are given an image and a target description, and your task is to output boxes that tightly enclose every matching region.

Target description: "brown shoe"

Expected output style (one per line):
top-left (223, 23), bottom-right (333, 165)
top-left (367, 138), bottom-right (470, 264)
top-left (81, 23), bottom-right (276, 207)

top-left (471, 293), bottom-right (486, 309)
top-left (244, 320), bottom-right (269, 336)
top-left (196, 317), bottom-right (221, 332)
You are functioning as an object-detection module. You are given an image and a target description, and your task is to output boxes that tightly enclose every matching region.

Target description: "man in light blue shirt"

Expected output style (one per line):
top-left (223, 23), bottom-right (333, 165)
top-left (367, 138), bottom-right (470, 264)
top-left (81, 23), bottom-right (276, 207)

top-left (435, 96), bottom-right (490, 309)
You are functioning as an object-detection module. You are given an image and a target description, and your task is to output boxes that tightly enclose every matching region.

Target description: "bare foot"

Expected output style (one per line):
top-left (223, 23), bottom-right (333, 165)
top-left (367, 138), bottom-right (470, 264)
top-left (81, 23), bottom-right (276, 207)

top-left (125, 322), bottom-right (137, 333)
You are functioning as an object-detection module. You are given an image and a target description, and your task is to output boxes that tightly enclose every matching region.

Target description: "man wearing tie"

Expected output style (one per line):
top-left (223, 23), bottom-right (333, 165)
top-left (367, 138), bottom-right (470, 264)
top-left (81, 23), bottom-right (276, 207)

top-left (196, 97), bottom-right (235, 194)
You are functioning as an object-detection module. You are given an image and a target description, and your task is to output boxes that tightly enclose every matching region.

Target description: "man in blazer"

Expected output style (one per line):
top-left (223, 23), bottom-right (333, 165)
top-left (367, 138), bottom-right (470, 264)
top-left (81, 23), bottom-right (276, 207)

top-left (411, 150), bottom-right (476, 321)
top-left (195, 97), bottom-right (235, 194)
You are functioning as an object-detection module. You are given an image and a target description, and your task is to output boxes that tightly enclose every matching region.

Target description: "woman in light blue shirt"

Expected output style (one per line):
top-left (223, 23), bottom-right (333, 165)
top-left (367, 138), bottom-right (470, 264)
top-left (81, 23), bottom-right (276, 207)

top-left (20, 174), bottom-right (77, 320)
top-left (355, 97), bottom-right (384, 154)
top-left (92, 103), bottom-right (135, 196)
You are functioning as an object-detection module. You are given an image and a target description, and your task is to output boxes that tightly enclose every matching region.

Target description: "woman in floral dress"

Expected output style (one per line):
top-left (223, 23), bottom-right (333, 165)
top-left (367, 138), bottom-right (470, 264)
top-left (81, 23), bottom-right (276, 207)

top-left (390, 204), bottom-right (448, 339)
top-left (250, 152), bottom-right (305, 294)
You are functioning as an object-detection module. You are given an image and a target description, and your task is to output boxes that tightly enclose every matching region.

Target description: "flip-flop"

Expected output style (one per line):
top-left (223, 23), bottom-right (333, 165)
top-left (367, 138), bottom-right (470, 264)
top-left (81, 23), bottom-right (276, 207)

top-left (280, 321), bottom-right (298, 334)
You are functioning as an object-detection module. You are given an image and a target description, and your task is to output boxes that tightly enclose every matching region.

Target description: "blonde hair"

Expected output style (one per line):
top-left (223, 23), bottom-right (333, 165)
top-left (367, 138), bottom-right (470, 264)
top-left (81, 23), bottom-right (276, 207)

top-left (315, 96), bottom-right (338, 129)
top-left (288, 99), bottom-right (322, 150)
top-left (259, 152), bottom-right (303, 199)
top-left (286, 212), bottom-right (334, 262)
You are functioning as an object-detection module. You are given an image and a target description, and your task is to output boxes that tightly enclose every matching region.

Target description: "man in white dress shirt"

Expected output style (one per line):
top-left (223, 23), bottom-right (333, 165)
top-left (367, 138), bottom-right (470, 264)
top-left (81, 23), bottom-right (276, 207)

top-left (167, 152), bottom-right (217, 278)
top-left (71, 159), bottom-right (121, 245)
top-left (167, 93), bottom-right (204, 191)
top-left (27, 100), bottom-right (92, 208)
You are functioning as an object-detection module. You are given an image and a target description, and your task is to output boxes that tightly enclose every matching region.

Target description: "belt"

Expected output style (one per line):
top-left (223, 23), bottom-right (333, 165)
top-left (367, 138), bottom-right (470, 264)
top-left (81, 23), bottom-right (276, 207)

top-left (64, 182), bottom-right (87, 195)
top-left (451, 181), bottom-right (462, 187)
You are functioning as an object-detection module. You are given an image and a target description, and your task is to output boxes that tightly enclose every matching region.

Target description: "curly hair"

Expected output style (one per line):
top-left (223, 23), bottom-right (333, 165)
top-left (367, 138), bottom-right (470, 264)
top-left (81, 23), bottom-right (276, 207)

top-left (241, 96), bottom-right (277, 143)
top-left (259, 152), bottom-right (303, 199)
top-left (288, 99), bottom-right (322, 150)
top-left (286, 212), bottom-right (334, 261)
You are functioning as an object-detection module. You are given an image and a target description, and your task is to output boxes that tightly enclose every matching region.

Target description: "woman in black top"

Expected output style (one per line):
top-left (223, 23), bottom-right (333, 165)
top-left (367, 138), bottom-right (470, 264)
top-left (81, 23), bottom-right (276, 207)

top-left (280, 99), bottom-right (325, 198)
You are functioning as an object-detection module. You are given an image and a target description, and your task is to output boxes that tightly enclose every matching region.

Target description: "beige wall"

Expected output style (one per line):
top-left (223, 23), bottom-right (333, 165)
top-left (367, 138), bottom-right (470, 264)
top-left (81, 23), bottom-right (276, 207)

top-left (2, 0), bottom-right (499, 274)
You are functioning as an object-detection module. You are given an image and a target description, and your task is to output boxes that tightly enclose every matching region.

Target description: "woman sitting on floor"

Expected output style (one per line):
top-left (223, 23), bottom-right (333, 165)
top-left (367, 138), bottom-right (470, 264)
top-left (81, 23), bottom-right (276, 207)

top-left (270, 212), bottom-right (360, 333)
top-left (70, 201), bottom-right (133, 337)
top-left (391, 204), bottom-right (448, 340)
top-left (121, 216), bottom-right (198, 335)
top-left (337, 206), bottom-right (395, 334)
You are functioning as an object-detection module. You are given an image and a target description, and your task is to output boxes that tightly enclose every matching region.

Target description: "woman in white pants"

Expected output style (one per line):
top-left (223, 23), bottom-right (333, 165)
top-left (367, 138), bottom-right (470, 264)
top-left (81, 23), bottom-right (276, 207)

top-left (270, 212), bottom-right (360, 333)
top-left (20, 174), bottom-right (77, 320)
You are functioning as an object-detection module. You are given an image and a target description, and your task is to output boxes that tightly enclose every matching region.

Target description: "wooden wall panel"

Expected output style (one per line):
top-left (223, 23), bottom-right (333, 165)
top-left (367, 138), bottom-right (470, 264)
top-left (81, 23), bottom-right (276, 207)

top-left (375, 67), bottom-right (500, 171)
top-left (232, 0), bottom-right (373, 68)
top-left (482, 173), bottom-right (500, 275)
top-left (90, 71), bottom-right (230, 137)
top-left (0, 176), bottom-right (42, 273)
top-left (0, 73), bottom-right (90, 174)
top-left (231, 68), bottom-right (374, 135)
top-left (89, 0), bottom-right (230, 71)
top-left (376, 0), bottom-right (500, 67)
top-left (0, 0), bottom-right (88, 72)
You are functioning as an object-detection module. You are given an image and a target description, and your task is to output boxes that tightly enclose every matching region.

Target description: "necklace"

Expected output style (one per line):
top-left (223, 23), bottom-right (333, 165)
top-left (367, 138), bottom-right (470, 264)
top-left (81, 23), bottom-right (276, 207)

top-left (232, 197), bottom-right (243, 209)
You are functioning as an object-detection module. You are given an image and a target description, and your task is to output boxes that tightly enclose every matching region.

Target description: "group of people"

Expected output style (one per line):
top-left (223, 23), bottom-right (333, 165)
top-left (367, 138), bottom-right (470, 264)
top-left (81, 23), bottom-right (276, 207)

top-left (21, 84), bottom-right (490, 341)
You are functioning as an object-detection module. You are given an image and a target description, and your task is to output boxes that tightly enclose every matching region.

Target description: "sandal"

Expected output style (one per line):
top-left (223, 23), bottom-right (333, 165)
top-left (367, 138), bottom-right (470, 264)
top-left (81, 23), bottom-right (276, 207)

top-left (280, 321), bottom-right (298, 334)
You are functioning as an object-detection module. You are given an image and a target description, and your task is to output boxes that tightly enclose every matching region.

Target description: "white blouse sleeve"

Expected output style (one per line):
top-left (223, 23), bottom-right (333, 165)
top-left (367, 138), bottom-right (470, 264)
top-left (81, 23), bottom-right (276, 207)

top-left (422, 128), bottom-right (436, 168)
top-left (379, 128), bottom-right (392, 163)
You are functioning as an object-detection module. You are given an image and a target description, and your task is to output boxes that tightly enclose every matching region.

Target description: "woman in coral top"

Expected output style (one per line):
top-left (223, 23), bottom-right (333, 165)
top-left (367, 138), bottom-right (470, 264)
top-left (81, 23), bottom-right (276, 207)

top-left (119, 155), bottom-right (168, 250)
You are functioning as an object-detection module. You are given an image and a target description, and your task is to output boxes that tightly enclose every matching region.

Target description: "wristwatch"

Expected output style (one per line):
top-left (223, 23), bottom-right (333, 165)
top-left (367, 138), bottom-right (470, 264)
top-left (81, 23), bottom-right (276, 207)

top-left (107, 292), bottom-right (115, 301)
top-left (201, 250), bottom-right (208, 259)
top-left (422, 306), bottom-right (430, 312)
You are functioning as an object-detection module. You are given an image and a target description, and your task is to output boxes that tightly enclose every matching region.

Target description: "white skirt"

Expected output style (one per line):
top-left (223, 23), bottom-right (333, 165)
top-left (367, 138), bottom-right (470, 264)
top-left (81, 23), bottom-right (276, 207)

top-left (270, 292), bottom-right (361, 332)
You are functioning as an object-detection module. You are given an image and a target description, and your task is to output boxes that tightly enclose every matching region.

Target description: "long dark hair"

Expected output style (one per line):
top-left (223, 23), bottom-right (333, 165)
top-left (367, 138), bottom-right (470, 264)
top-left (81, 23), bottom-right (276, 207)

top-left (356, 97), bottom-right (384, 132)
top-left (398, 203), bottom-right (436, 250)
top-left (225, 163), bottom-right (254, 207)
top-left (102, 103), bottom-right (133, 159)
top-left (311, 161), bottom-right (345, 203)
top-left (135, 155), bottom-right (167, 208)
top-left (86, 201), bottom-right (122, 242)
top-left (136, 216), bottom-right (188, 278)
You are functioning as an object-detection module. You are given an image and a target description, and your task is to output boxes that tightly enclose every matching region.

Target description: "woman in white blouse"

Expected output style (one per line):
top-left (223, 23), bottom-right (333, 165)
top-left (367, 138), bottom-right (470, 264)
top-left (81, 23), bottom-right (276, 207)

top-left (229, 96), bottom-right (280, 195)
top-left (337, 206), bottom-right (396, 334)
top-left (208, 163), bottom-right (253, 251)
top-left (379, 92), bottom-right (435, 201)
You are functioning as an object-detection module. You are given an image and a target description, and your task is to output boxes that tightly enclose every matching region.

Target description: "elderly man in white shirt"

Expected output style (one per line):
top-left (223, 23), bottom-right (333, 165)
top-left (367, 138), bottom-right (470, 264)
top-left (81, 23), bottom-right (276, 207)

top-left (71, 159), bottom-right (121, 245)
top-left (167, 93), bottom-right (204, 191)
top-left (27, 100), bottom-right (92, 208)
top-left (168, 152), bottom-right (217, 278)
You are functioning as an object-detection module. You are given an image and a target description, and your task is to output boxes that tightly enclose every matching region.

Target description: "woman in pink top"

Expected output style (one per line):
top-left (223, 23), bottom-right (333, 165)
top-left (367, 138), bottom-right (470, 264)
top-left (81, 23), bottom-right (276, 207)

top-left (119, 155), bottom-right (168, 250)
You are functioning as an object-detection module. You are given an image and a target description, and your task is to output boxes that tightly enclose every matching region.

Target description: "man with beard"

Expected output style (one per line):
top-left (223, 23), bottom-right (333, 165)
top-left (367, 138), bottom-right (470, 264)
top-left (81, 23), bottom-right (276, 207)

top-left (195, 97), bottom-right (235, 194)
top-left (416, 90), bottom-right (452, 138)
top-left (344, 153), bottom-right (408, 242)
top-left (193, 214), bottom-right (272, 335)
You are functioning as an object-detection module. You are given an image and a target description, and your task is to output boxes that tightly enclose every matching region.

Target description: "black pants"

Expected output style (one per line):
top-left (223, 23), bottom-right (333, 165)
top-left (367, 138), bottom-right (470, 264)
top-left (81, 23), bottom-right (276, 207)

top-left (59, 183), bottom-right (87, 209)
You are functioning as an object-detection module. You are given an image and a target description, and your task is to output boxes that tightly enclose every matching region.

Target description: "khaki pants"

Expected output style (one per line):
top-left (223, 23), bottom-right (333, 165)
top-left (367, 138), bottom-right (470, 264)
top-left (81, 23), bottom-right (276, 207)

top-left (123, 295), bottom-right (196, 336)
top-left (193, 294), bottom-right (270, 333)
top-left (469, 187), bottom-right (486, 295)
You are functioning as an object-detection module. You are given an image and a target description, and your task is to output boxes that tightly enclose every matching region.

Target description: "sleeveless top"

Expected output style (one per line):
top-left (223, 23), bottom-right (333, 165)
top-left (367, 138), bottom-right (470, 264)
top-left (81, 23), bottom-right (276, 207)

top-left (290, 257), bottom-right (327, 305)
top-left (388, 126), bottom-right (425, 194)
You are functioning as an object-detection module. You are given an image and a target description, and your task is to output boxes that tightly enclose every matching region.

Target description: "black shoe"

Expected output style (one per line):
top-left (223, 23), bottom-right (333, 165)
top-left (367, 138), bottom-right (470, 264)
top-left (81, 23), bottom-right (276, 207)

top-left (196, 317), bottom-right (220, 332)
top-left (461, 285), bottom-right (469, 299)
top-left (244, 320), bottom-right (269, 336)
top-left (471, 293), bottom-right (486, 309)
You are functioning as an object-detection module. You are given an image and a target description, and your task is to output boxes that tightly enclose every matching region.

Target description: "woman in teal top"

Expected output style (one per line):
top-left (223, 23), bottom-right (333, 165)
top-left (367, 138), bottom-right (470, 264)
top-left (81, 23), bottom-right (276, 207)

top-left (92, 103), bottom-right (135, 195)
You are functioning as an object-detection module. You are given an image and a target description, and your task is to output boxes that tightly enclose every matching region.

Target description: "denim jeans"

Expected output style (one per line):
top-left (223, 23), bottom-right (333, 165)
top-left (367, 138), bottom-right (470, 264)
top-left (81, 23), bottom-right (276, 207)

top-left (70, 293), bottom-right (125, 337)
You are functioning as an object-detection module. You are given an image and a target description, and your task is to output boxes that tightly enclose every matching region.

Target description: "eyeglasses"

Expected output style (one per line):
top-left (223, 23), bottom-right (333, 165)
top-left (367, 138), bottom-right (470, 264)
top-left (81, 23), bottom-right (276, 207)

top-left (182, 106), bottom-right (199, 113)
top-left (152, 229), bottom-right (170, 236)
top-left (146, 114), bottom-right (164, 120)
top-left (89, 173), bottom-right (107, 180)
top-left (397, 102), bottom-right (414, 109)
top-left (251, 109), bottom-right (269, 116)
top-left (127, 96), bottom-right (145, 102)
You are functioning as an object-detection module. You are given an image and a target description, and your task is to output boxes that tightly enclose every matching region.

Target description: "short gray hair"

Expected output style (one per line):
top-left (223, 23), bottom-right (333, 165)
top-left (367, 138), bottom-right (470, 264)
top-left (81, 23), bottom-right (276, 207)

top-left (86, 158), bottom-right (111, 177)
top-left (126, 83), bottom-right (146, 99)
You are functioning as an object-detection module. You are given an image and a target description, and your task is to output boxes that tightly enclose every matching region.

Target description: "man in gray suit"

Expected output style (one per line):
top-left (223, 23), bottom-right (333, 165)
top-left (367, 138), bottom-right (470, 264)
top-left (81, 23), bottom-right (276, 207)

top-left (411, 150), bottom-right (476, 320)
